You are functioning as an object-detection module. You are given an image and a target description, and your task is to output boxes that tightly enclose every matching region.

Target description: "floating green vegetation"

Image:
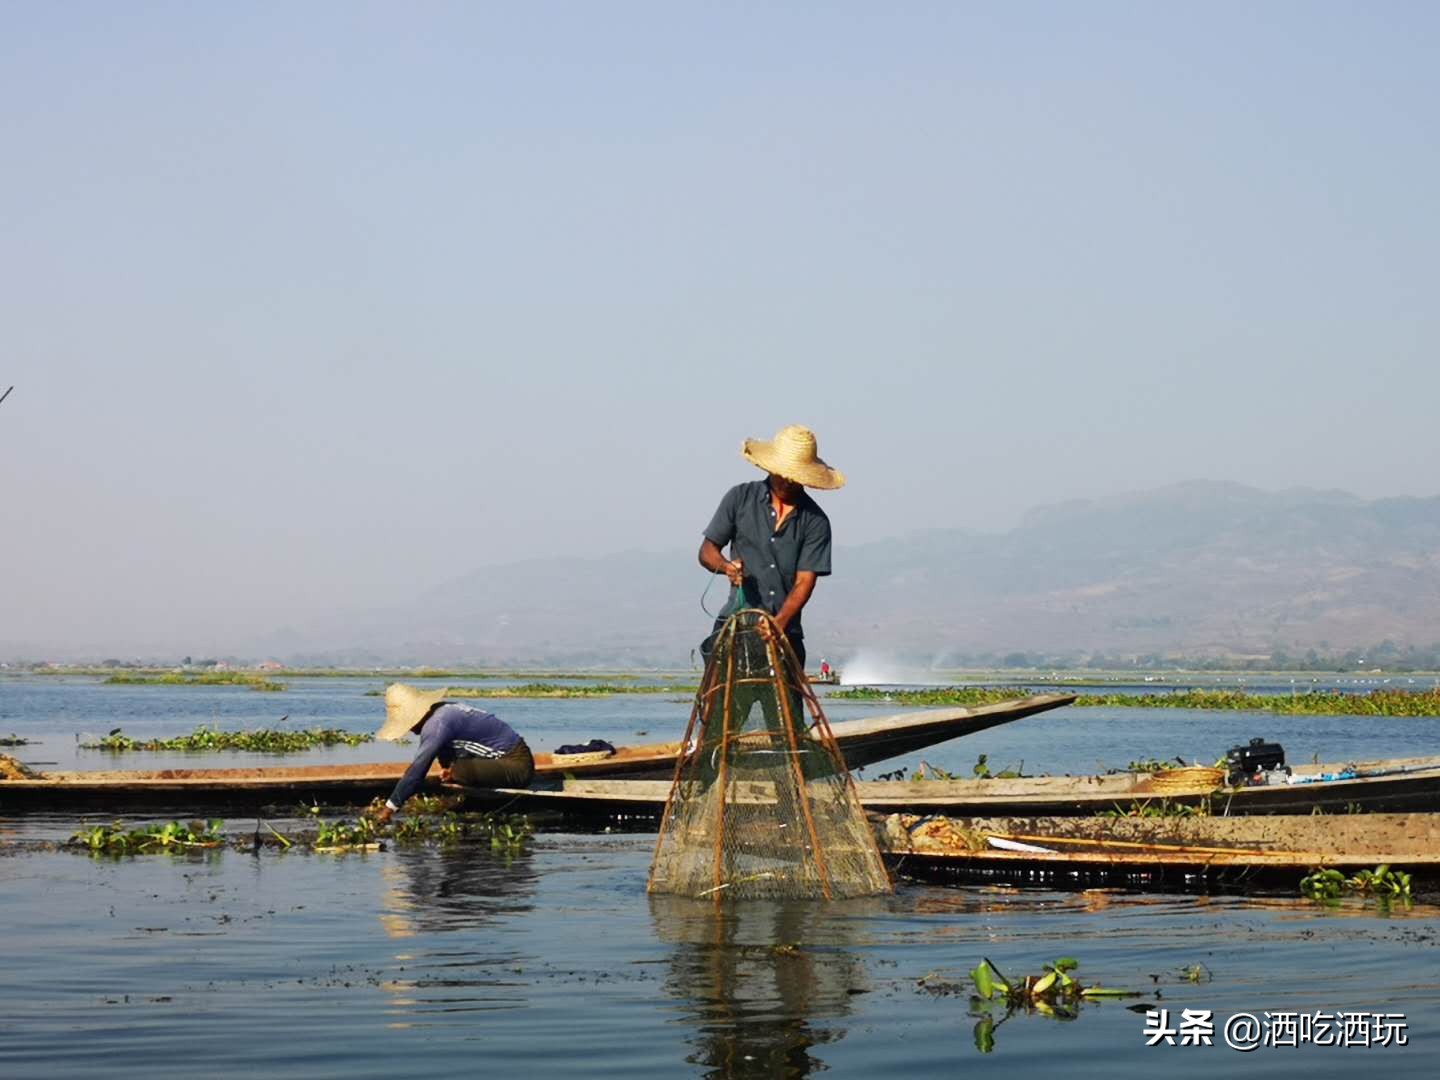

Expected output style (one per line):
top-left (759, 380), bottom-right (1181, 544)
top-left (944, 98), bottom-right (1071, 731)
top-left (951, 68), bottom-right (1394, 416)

top-left (394, 813), bottom-right (533, 851)
top-left (832, 686), bottom-right (1440, 716)
top-left (897, 755), bottom-right (1028, 782)
top-left (401, 793), bottom-right (466, 815)
top-left (71, 819), bottom-right (226, 855)
top-left (969, 753), bottom-right (1024, 779)
top-left (1101, 798), bottom-right (1211, 819)
top-left (447, 682), bottom-right (698, 699)
top-left (103, 672), bottom-right (287, 691)
top-left (67, 811), bottom-right (534, 857)
top-left (270, 668), bottom-right (649, 680)
top-left (41, 665), bottom-right (672, 681)
top-left (306, 800), bottom-right (534, 852)
top-left (313, 816), bottom-right (381, 851)
top-left (916, 957), bottom-right (1140, 1053)
top-left (1300, 865), bottom-right (1413, 905)
top-left (0, 734), bottom-right (31, 746)
top-left (1125, 756), bottom-right (1186, 773)
top-left (80, 726), bottom-right (372, 753)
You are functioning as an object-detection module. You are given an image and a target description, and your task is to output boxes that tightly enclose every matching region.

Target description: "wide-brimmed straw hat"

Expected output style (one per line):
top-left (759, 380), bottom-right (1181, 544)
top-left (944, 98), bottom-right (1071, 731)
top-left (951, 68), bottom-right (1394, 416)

top-left (377, 683), bottom-right (450, 741)
top-left (741, 425), bottom-right (846, 490)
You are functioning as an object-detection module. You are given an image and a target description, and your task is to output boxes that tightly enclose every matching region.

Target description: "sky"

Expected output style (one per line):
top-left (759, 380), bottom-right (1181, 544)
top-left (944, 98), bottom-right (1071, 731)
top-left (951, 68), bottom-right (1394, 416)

top-left (2, 2), bottom-right (1438, 656)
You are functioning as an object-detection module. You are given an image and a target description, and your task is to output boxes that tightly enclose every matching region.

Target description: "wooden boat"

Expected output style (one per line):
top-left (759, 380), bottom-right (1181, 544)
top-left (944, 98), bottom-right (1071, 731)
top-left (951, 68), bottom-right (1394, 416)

top-left (448, 754), bottom-right (1440, 821)
top-left (0, 693), bottom-right (1074, 812)
top-left (878, 811), bottom-right (1440, 891)
top-left (858, 755), bottom-right (1440, 817)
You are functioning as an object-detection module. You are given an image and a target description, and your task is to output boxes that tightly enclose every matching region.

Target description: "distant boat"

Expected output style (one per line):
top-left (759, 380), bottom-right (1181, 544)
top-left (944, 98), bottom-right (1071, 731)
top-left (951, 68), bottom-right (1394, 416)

top-left (810, 670), bottom-right (841, 685)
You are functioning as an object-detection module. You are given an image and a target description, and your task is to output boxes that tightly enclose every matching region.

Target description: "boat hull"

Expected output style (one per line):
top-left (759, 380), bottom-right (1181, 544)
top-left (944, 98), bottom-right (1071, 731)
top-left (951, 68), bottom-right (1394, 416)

top-left (0, 693), bottom-right (1075, 813)
top-left (450, 754), bottom-right (1440, 823)
top-left (879, 810), bottom-right (1440, 892)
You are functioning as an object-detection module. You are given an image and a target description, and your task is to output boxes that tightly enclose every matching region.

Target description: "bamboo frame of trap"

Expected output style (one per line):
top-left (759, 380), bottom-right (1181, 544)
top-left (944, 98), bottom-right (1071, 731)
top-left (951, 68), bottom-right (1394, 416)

top-left (647, 608), bottom-right (889, 901)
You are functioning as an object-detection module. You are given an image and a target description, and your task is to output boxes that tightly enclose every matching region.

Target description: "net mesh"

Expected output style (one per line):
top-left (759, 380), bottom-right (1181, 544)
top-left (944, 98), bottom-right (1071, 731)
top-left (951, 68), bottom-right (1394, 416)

top-left (647, 609), bottom-right (892, 900)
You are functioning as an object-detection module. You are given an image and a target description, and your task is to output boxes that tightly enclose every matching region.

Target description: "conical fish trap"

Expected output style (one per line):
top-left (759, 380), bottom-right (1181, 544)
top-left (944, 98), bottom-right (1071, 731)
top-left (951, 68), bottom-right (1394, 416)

top-left (647, 609), bottom-right (892, 900)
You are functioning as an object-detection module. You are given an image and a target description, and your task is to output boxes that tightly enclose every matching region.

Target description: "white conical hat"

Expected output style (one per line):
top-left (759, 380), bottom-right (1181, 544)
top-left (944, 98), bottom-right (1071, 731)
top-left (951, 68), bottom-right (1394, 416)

top-left (377, 683), bottom-right (449, 741)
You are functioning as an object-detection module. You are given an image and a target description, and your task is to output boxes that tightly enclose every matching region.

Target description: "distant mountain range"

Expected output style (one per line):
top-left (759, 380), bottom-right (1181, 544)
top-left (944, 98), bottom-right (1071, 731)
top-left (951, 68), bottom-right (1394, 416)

top-left (281, 481), bottom-right (1440, 667)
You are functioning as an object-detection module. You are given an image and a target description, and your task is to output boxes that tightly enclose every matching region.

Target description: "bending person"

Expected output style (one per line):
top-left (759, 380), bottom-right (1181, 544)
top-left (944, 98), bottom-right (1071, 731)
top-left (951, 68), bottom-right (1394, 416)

top-left (373, 683), bottom-right (534, 822)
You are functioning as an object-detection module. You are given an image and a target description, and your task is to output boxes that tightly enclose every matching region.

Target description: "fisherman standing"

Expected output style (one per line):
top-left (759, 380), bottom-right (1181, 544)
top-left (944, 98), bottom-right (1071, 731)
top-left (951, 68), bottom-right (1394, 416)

top-left (372, 684), bottom-right (534, 821)
top-left (697, 424), bottom-right (844, 667)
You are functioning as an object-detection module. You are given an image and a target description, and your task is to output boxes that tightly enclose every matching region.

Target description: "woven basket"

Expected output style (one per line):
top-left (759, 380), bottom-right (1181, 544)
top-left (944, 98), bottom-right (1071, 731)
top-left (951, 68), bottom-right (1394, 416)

top-left (1145, 766), bottom-right (1225, 793)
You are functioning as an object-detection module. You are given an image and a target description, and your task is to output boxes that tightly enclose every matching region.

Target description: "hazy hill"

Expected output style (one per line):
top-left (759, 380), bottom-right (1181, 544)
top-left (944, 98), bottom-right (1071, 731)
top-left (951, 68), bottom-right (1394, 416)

top-left (291, 481), bottom-right (1440, 666)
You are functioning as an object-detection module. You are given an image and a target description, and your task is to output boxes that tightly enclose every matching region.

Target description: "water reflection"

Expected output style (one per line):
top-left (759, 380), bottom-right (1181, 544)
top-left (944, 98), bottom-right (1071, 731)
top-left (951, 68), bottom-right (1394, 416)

top-left (650, 896), bottom-right (879, 1078)
top-left (378, 846), bottom-right (539, 937)
top-left (376, 847), bottom-right (540, 1025)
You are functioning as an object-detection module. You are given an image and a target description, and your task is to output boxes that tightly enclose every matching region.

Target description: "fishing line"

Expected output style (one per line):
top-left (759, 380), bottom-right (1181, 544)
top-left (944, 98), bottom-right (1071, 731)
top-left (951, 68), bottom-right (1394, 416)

top-left (700, 568), bottom-right (723, 618)
top-left (701, 564), bottom-right (752, 617)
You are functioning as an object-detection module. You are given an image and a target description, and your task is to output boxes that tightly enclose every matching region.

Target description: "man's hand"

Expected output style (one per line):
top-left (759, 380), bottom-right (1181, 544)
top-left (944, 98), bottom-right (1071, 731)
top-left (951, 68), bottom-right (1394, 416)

top-left (371, 804), bottom-right (394, 825)
top-left (724, 558), bottom-right (745, 587)
top-left (439, 766), bottom-right (455, 784)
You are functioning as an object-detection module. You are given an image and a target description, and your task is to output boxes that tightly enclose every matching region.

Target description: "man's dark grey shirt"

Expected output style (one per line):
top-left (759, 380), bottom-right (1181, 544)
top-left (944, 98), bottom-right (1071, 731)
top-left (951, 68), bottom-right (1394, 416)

top-left (703, 479), bottom-right (832, 638)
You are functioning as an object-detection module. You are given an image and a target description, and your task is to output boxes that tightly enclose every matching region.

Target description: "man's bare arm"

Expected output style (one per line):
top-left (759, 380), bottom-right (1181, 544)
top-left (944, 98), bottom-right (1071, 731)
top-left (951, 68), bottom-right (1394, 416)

top-left (699, 539), bottom-right (744, 586)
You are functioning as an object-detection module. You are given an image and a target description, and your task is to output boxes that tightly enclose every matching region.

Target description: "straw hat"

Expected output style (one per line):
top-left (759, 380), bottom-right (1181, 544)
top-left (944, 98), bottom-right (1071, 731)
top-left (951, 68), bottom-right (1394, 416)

top-left (377, 683), bottom-right (450, 741)
top-left (741, 425), bottom-right (846, 490)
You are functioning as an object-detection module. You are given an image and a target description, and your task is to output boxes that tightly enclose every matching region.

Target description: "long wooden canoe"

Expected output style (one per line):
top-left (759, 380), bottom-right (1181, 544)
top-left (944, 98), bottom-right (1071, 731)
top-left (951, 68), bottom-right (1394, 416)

top-left (879, 811), bottom-right (1440, 890)
top-left (449, 754), bottom-right (1440, 821)
top-left (0, 693), bottom-right (1074, 812)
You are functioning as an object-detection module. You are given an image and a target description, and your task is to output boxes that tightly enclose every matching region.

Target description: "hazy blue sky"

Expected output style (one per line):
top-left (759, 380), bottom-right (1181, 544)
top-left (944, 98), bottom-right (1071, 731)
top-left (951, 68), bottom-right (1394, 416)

top-left (3, 2), bottom-right (1437, 655)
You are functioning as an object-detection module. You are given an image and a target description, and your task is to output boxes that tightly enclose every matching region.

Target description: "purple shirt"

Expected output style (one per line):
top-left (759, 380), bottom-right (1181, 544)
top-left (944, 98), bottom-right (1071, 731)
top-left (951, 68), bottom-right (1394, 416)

top-left (385, 703), bottom-right (520, 809)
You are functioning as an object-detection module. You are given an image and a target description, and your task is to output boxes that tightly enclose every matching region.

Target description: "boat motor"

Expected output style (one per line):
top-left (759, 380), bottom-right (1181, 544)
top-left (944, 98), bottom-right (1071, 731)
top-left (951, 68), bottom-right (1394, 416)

top-left (1225, 737), bottom-right (1288, 786)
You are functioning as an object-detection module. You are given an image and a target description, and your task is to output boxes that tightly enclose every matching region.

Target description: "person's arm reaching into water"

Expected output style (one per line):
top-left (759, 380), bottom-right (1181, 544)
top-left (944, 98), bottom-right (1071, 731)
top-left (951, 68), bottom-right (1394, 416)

top-left (374, 711), bottom-right (451, 821)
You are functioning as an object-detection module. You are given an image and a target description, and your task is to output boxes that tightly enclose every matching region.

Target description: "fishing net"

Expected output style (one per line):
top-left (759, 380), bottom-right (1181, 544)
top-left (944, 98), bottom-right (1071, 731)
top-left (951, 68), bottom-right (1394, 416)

top-left (648, 609), bottom-right (892, 900)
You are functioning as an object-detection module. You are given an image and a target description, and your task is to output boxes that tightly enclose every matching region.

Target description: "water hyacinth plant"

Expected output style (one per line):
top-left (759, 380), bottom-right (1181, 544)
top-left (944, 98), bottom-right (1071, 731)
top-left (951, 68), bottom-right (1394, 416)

top-left (961, 957), bottom-right (1141, 1053)
top-left (66, 811), bottom-right (535, 856)
top-left (103, 672), bottom-right (287, 691)
top-left (421, 683), bottom-right (696, 699)
top-left (1300, 865), bottom-right (1413, 904)
top-left (81, 726), bottom-right (372, 752)
top-left (313, 816), bottom-right (381, 851)
top-left (71, 819), bottom-right (226, 855)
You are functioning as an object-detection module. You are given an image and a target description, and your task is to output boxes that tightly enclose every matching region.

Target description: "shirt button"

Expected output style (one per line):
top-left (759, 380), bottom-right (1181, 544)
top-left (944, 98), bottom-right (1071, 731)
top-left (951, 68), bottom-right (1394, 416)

top-left (770, 564), bottom-right (776, 569)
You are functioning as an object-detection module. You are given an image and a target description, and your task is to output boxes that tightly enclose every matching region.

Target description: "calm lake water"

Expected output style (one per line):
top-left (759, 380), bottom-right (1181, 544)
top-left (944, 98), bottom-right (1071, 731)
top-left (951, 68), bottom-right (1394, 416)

top-left (3, 676), bottom-right (1439, 1077)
